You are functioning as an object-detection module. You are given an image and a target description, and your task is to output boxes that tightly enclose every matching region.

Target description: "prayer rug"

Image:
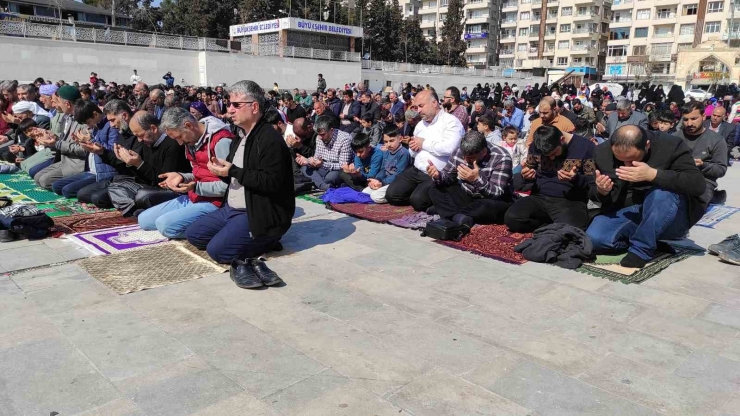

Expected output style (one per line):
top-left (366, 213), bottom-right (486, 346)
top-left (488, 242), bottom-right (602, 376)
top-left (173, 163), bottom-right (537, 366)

top-left (388, 212), bottom-right (440, 230)
top-left (78, 242), bottom-right (226, 295)
top-left (696, 204), bottom-right (740, 228)
top-left (51, 211), bottom-right (138, 236)
top-left (69, 225), bottom-right (169, 255)
top-left (0, 182), bottom-right (35, 204)
top-left (435, 224), bottom-right (531, 265)
top-left (329, 203), bottom-right (417, 223)
top-left (0, 172), bottom-right (64, 203)
top-left (36, 200), bottom-right (113, 218)
top-left (297, 192), bottom-right (325, 205)
top-left (577, 245), bottom-right (703, 284)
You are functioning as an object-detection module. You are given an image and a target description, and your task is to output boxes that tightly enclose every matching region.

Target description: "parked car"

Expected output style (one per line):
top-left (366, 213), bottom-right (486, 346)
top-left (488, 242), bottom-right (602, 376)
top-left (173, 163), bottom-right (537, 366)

top-left (685, 88), bottom-right (712, 101)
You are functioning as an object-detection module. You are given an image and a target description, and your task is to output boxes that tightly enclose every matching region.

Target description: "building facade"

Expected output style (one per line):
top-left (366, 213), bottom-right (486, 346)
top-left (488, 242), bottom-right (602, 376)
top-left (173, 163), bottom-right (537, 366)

top-left (0, 0), bottom-right (129, 27)
top-left (604, 0), bottom-right (739, 85)
top-left (401, 0), bottom-right (503, 67)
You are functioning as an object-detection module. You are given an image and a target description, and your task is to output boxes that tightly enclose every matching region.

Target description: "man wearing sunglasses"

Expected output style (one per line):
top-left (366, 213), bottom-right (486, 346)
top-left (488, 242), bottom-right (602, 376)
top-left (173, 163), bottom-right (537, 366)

top-left (185, 80), bottom-right (295, 267)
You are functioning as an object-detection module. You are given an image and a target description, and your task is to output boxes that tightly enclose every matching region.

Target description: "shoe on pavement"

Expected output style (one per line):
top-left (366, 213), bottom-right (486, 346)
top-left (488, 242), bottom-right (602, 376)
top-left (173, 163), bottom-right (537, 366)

top-left (708, 234), bottom-right (740, 256)
top-left (0, 230), bottom-right (16, 243)
top-left (230, 259), bottom-right (264, 289)
top-left (249, 258), bottom-right (284, 286)
top-left (719, 246), bottom-right (740, 266)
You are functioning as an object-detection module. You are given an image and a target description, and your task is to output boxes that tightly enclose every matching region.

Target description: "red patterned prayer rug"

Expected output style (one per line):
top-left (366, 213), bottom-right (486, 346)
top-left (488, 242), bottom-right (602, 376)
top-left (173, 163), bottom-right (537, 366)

top-left (329, 203), bottom-right (417, 223)
top-left (51, 211), bottom-right (138, 237)
top-left (435, 224), bottom-right (532, 265)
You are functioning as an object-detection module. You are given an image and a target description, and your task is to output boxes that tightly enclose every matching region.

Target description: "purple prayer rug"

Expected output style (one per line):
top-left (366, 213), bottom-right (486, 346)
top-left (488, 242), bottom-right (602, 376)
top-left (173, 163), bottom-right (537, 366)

top-left (69, 225), bottom-right (169, 255)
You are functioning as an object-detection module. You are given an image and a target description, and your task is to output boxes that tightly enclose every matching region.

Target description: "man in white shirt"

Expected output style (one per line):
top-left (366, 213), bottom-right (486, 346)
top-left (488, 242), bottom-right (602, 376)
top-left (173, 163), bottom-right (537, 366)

top-left (130, 69), bottom-right (142, 85)
top-left (385, 90), bottom-right (465, 211)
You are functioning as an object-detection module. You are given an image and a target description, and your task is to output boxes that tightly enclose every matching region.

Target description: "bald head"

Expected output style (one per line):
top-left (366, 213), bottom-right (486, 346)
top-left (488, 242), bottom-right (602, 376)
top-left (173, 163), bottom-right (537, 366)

top-left (415, 89), bottom-right (440, 122)
top-left (540, 96), bottom-right (555, 109)
top-left (610, 125), bottom-right (650, 165)
top-left (292, 117), bottom-right (313, 139)
top-left (130, 110), bottom-right (161, 146)
top-left (539, 97), bottom-right (556, 123)
top-left (710, 106), bottom-right (726, 127)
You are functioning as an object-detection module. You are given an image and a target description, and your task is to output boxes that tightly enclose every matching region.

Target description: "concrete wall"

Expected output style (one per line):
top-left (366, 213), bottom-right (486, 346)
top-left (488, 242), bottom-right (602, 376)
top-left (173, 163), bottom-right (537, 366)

top-left (0, 37), bottom-right (200, 86)
top-left (361, 69), bottom-right (547, 96)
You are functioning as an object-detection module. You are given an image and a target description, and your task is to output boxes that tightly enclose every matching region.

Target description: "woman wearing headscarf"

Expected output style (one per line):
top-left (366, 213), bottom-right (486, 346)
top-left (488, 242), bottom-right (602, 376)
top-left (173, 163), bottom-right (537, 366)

top-left (493, 82), bottom-right (503, 106)
top-left (654, 85), bottom-right (666, 104)
top-left (539, 82), bottom-right (550, 97)
top-left (667, 85), bottom-right (685, 106)
top-left (482, 83), bottom-right (491, 99)
top-left (646, 85), bottom-right (657, 103)
top-left (528, 83), bottom-right (542, 106)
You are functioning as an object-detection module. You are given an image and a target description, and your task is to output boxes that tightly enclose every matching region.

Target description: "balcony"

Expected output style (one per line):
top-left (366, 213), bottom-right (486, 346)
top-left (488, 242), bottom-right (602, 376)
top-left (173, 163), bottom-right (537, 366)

top-left (652, 32), bottom-right (675, 39)
top-left (465, 0), bottom-right (490, 9)
top-left (544, 31), bottom-right (557, 38)
top-left (531, 15), bottom-right (541, 22)
top-left (500, 35), bottom-right (516, 42)
top-left (546, 13), bottom-right (558, 21)
top-left (574, 12), bottom-right (596, 20)
top-left (418, 6), bottom-right (438, 14)
top-left (500, 49), bottom-right (515, 56)
top-left (466, 15), bottom-right (491, 24)
top-left (502, 1), bottom-right (518, 9)
top-left (528, 47), bottom-right (539, 56)
top-left (655, 12), bottom-right (677, 21)
top-left (501, 19), bottom-right (517, 27)
top-left (532, 0), bottom-right (543, 6)
top-left (419, 20), bottom-right (436, 28)
top-left (571, 44), bottom-right (595, 53)
top-left (543, 48), bottom-right (555, 55)
top-left (572, 28), bottom-right (597, 37)
top-left (610, 17), bottom-right (632, 26)
top-left (610, 0), bottom-right (633, 8)
top-left (529, 32), bottom-right (541, 39)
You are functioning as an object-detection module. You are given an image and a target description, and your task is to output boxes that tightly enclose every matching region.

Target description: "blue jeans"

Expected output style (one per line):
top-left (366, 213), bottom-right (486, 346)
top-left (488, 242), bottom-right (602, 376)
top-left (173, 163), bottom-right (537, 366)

top-left (301, 166), bottom-right (342, 191)
top-left (185, 204), bottom-right (281, 264)
top-left (587, 188), bottom-right (691, 261)
top-left (137, 195), bottom-right (219, 239)
top-left (51, 172), bottom-right (97, 198)
top-left (27, 158), bottom-right (54, 179)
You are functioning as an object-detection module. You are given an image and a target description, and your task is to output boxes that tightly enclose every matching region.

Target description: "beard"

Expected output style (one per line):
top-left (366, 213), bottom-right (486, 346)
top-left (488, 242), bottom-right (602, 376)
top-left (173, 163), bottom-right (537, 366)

top-left (119, 119), bottom-right (129, 133)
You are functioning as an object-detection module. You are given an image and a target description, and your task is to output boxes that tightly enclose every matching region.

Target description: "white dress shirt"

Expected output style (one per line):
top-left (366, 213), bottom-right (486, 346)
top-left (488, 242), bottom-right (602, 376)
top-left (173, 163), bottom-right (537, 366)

top-left (410, 110), bottom-right (465, 171)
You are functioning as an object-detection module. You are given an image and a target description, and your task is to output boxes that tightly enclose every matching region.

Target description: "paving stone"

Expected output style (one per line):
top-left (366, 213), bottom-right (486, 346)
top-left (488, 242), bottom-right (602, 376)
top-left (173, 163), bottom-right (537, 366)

top-left (0, 306), bottom-right (62, 351)
top-left (579, 353), bottom-right (734, 415)
top-left (537, 284), bottom-right (646, 323)
top-left (387, 368), bottom-right (533, 416)
top-left (674, 352), bottom-right (740, 391)
top-left (75, 398), bottom-right (145, 416)
top-left (437, 306), bottom-right (603, 376)
top-left (0, 338), bottom-right (121, 415)
top-left (697, 303), bottom-right (740, 330)
top-left (552, 312), bottom-right (693, 372)
top-left (188, 392), bottom-right (280, 416)
top-left (527, 264), bottom-right (612, 292)
top-left (629, 309), bottom-right (738, 350)
top-left (718, 395), bottom-right (740, 416)
top-left (26, 278), bottom-right (118, 316)
top-left (432, 271), bottom-right (557, 306)
top-left (597, 282), bottom-right (710, 319)
top-left (10, 262), bottom-right (91, 291)
top-left (668, 256), bottom-right (740, 287)
top-left (350, 252), bottom-right (447, 287)
top-left (486, 360), bottom-right (660, 416)
top-left (113, 356), bottom-right (245, 416)
top-left (0, 238), bottom-right (44, 251)
top-left (0, 243), bottom-right (66, 271)
top-left (643, 275), bottom-right (740, 309)
top-left (47, 300), bottom-right (194, 382)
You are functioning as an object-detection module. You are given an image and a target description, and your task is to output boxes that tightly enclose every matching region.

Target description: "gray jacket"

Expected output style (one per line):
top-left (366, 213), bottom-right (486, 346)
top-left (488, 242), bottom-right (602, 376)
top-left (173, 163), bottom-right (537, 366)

top-left (704, 120), bottom-right (736, 150)
top-left (605, 110), bottom-right (648, 137)
top-left (54, 114), bottom-right (88, 177)
top-left (675, 128), bottom-right (728, 205)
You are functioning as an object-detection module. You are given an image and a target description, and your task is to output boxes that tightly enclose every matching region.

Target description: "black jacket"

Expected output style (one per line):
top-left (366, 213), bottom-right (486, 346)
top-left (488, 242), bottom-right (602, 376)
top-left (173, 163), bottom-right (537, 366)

top-left (360, 101), bottom-right (381, 122)
top-left (100, 132), bottom-right (191, 186)
top-left (589, 131), bottom-right (707, 225)
top-left (224, 119), bottom-right (295, 238)
top-left (515, 223), bottom-right (595, 269)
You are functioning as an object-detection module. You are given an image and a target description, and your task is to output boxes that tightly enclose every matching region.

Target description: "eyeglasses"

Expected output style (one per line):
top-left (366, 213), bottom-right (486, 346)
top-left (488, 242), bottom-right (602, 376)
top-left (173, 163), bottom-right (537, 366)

top-left (228, 101), bottom-right (255, 109)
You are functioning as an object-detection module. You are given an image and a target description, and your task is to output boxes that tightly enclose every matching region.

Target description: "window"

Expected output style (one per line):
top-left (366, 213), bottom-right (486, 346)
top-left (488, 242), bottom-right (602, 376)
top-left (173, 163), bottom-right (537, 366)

top-left (561, 7), bottom-right (572, 16)
top-left (705, 21), bottom-right (720, 33)
top-left (558, 40), bottom-right (570, 49)
top-left (426, 29), bottom-right (435, 36)
top-left (607, 45), bottom-right (627, 56)
top-left (468, 10), bottom-right (487, 18)
top-left (609, 28), bottom-right (630, 40)
top-left (707, 1), bottom-right (723, 13)
top-left (656, 7), bottom-right (675, 18)
top-left (520, 11), bottom-right (530, 20)
top-left (441, 0), bottom-right (448, 6)
top-left (682, 4), bottom-right (697, 15)
top-left (557, 57), bottom-right (568, 65)
top-left (426, 1), bottom-right (437, 8)
top-left (636, 9), bottom-right (650, 19)
top-left (517, 43), bottom-right (528, 51)
top-left (654, 26), bottom-right (673, 37)
top-left (679, 24), bottom-right (694, 35)
top-left (439, 14), bottom-right (447, 21)
top-left (519, 28), bottom-right (528, 36)
top-left (612, 12), bottom-right (630, 22)
top-left (560, 24), bottom-right (571, 33)
top-left (466, 25), bottom-right (482, 33)
top-left (677, 43), bottom-right (692, 51)
top-left (652, 43), bottom-right (672, 57)
top-left (632, 45), bottom-right (646, 55)
top-left (421, 15), bottom-right (435, 22)
top-left (634, 27), bottom-right (648, 37)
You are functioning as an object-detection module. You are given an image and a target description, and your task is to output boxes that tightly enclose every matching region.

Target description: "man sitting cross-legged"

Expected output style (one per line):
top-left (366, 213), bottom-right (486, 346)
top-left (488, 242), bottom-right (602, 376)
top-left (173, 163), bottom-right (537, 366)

top-left (296, 114), bottom-right (352, 190)
top-left (504, 125), bottom-right (595, 232)
top-left (427, 130), bottom-right (513, 227)
top-left (362, 124), bottom-right (411, 204)
top-left (338, 133), bottom-right (384, 191)
top-left (586, 125), bottom-right (706, 268)
top-left (137, 107), bottom-right (233, 238)
top-left (185, 80), bottom-right (295, 265)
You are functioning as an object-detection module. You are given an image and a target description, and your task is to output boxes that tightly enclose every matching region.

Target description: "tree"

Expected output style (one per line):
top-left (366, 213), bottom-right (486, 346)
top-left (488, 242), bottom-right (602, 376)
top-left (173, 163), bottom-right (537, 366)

top-left (400, 17), bottom-right (430, 64)
top-left (130, 0), bottom-right (162, 32)
top-left (437, 0), bottom-right (467, 66)
top-left (237, 0), bottom-right (284, 22)
top-left (160, 0), bottom-right (238, 38)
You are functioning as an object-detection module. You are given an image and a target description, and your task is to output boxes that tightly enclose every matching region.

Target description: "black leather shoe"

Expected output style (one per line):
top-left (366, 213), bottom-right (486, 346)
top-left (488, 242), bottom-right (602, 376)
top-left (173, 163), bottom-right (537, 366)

top-left (249, 258), bottom-right (283, 286)
top-left (0, 230), bottom-right (16, 243)
top-left (230, 259), bottom-right (263, 289)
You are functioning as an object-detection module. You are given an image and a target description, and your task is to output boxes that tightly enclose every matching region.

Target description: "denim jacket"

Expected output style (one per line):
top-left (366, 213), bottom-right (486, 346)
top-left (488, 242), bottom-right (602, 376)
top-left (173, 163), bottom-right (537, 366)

top-left (90, 120), bottom-right (119, 181)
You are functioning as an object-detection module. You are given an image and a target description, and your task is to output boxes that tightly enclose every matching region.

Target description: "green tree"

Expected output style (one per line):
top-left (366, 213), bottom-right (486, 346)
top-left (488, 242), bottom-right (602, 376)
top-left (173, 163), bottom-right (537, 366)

top-left (130, 0), bottom-right (162, 32)
top-left (237, 0), bottom-right (284, 22)
top-left (400, 17), bottom-right (430, 64)
top-left (160, 0), bottom-right (238, 38)
top-left (438, 0), bottom-right (467, 66)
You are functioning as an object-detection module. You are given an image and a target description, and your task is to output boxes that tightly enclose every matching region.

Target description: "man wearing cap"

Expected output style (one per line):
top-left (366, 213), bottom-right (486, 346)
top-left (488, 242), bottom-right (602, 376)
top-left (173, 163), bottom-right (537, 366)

top-left (38, 84), bottom-right (58, 119)
top-left (32, 85), bottom-right (89, 190)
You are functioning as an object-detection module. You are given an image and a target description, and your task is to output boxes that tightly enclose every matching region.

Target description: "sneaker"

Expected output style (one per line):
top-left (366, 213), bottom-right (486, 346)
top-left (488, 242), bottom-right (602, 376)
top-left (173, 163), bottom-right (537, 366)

top-left (230, 259), bottom-right (264, 289)
top-left (708, 234), bottom-right (740, 256)
top-left (249, 258), bottom-right (284, 286)
top-left (719, 246), bottom-right (740, 266)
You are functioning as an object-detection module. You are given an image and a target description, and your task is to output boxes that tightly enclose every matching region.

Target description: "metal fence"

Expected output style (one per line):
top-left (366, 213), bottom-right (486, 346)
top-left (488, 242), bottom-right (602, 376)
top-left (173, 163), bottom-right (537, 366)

top-left (0, 20), bottom-right (361, 62)
top-left (361, 60), bottom-right (530, 79)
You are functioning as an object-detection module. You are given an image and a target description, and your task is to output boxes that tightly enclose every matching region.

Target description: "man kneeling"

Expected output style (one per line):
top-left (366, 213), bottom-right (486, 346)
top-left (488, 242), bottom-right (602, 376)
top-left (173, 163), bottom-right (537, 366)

top-left (586, 125), bottom-right (706, 268)
top-left (427, 130), bottom-right (513, 226)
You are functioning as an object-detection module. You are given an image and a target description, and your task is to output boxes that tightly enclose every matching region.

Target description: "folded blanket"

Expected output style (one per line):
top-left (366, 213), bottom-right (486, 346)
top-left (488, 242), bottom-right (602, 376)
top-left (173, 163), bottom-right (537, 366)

top-left (321, 187), bottom-right (374, 204)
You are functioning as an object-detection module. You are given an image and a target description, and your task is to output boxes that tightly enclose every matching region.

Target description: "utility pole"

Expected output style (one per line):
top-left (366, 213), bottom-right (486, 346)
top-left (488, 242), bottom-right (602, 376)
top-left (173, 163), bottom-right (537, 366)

top-left (111, 0), bottom-right (116, 27)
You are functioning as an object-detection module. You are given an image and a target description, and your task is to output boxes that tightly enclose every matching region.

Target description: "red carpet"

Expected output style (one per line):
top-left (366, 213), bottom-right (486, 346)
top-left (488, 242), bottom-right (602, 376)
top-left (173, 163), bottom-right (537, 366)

top-left (436, 224), bottom-right (531, 265)
top-left (52, 211), bottom-right (138, 236)
top-left (329, 203), bottom-right (417, 223)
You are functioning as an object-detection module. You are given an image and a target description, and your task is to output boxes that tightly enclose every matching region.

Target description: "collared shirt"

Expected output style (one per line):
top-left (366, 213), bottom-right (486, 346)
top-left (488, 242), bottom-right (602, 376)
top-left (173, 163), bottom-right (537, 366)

top-left (410, 110), bottom-right (465, 172)
top-left (502, 107), bottom-right (524, 130)
top-left (313, 129), bottom-right (353, 171)
top-left (153, 133), bottom-right (168, 148)
top-left (227, 130), bottom-right (249, 210)
top-left (450, 104), bottom-right (469, 130)
top-left (154, 105), bottom-right (165, 120)
top-left (525, 114), bottom-right (576, 146)
top-left (436, 143), bottom-right (512, 198)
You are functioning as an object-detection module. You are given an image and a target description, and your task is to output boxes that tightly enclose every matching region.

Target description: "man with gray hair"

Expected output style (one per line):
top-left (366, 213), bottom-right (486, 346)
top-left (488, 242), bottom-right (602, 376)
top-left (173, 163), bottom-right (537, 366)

top-left (185, 80), bottom-right (295, 285)
top-left (469, 100), bottom-right (495, 130)
top-left (296, 114), bottom-right (353, 190)
top-left (135, 107), bottom-right (233, 239)
top-left (605, 98), bottom-right (648, 137)
top-left (501, 99), bottom-right (524, 130)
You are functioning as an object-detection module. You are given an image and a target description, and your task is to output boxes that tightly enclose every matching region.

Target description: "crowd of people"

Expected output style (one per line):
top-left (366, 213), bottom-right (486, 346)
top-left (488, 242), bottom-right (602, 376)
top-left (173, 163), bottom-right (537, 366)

top-left (0, 72), bottom-right (738, 286)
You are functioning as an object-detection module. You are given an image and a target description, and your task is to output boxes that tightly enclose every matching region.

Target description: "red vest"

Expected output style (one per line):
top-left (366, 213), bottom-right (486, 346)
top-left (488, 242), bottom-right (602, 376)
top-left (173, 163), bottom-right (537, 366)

top-left (185, 128), bottom-right (233, 207)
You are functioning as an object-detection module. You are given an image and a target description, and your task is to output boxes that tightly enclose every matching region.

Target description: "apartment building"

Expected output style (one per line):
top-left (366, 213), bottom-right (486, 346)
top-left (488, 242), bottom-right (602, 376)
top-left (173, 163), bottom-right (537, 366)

top-left (499, 0), bottom-right (612, 77)
top-left (604, 0), bottom-right (740, 83)
top-left (400, 0), bottom-right (503, 67)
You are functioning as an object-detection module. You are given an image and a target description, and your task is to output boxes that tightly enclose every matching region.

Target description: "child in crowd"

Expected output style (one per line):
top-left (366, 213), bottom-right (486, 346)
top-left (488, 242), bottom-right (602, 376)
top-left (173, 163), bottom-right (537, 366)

top-left (653, 109), bottom-right (677, 134)
top-left (497, 126), bottom-right (528, 174)
top-left (363, 124), bottom-right (411, 204)
top-left (359, 113), bottom-right (383, 147)
top-left (339, 133), bottom-right (383, 191)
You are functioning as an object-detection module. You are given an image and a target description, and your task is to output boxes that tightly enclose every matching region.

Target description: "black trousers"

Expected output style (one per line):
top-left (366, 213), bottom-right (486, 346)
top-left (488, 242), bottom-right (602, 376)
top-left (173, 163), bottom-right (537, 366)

top-left (78, 178), bottom-right (113, 208)
top-left (428, 183), bottom-right (512, 225)
top-left (385, 167), bottom-right (434, 211)
top-left (338, 171), bottom-right (366, 191)
top-left (504, 194), bottom-right (589, 233)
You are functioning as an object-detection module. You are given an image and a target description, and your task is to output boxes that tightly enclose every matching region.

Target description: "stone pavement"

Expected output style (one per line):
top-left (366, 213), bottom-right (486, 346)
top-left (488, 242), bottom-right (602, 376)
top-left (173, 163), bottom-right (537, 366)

top-left (1, 168), bottom-right (740, 416)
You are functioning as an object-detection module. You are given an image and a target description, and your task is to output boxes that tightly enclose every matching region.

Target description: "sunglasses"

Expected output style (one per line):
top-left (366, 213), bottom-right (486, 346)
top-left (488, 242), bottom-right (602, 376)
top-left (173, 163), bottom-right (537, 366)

top-left (228, 101), bottom-right (255, 109)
